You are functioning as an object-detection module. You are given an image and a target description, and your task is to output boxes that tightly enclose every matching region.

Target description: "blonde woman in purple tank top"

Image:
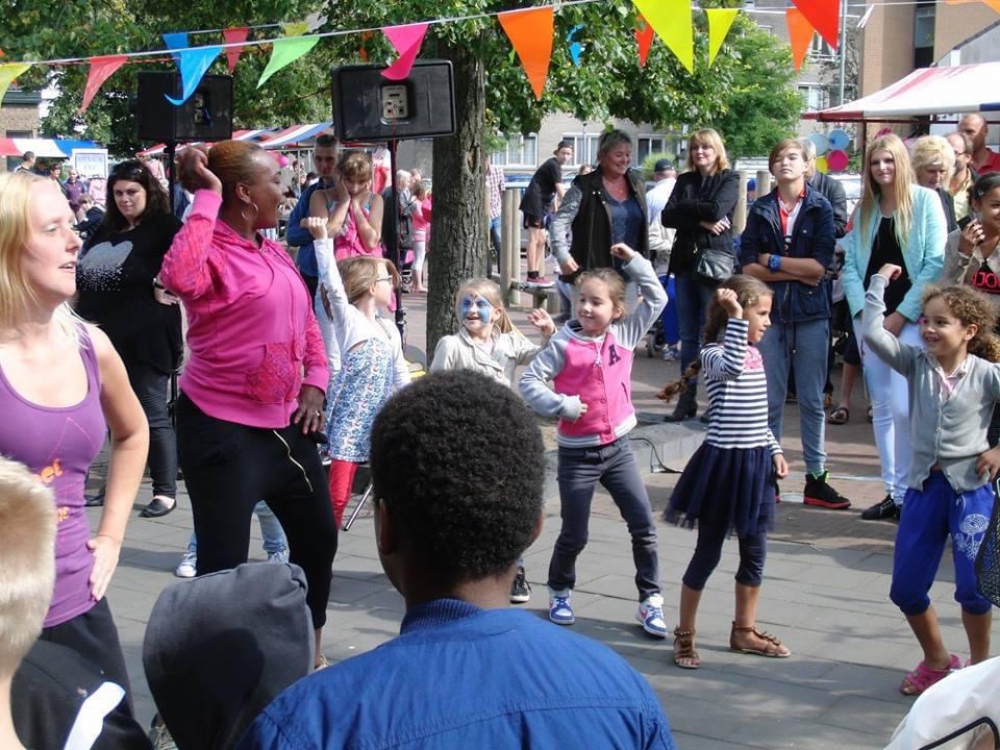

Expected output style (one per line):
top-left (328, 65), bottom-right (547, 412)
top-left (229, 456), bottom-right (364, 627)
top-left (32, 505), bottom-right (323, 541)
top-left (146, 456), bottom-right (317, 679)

top-left (0, 172), bottom-right (148, 705)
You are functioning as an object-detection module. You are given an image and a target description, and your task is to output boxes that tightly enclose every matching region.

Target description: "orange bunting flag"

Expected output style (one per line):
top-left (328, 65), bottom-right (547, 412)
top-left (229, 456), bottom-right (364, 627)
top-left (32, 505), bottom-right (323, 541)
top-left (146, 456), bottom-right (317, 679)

top-left (498, 6), bottom-right (555, 101)
top-left (223, 27), bottom-right (249, 73)
top-left (359, 31), bottom-right (374, 62)
top-left (786, 8), bottom-right (814, 72)
top-left (632, 0), bottom-right (694, 74)
top-left (635, 17), bottom-right (654, 68)
top-left (79, 55), bottom-right (126, 114)
top-left (946, 0), bottom-right (1000, 11)
top-left (790, 0), bottom-right (839, 50)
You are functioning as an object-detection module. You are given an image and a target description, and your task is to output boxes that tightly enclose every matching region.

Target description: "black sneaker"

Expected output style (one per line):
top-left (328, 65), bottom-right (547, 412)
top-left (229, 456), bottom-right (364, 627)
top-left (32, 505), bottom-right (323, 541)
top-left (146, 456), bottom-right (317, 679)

top-left (510, 567), bottom-right (531, 604)
top-left (861, 494), bottom-right (900, 521)
top-left (803, 471), bottom-right (851, 510)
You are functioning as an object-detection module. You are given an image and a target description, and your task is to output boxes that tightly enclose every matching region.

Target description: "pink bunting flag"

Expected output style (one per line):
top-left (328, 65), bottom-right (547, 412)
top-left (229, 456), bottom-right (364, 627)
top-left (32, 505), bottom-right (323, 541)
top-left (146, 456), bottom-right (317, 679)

top-left (223, 27), bottom-right (249, 73)
top-left (381, 22), bottom-right (429, 81)
top-left (79, 55), bottom-right (127, 114)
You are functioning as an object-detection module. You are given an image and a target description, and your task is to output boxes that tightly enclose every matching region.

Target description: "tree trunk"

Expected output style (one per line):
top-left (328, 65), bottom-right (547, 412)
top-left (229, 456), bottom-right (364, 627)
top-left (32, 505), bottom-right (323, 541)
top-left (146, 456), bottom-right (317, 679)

top-left (426, 37), bottom-right (487, 357)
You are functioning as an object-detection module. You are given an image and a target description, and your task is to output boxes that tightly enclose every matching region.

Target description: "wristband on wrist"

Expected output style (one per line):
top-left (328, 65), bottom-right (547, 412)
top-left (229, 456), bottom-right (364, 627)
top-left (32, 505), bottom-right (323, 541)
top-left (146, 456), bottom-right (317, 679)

top-left (767, 254), bottom-right (782, 272)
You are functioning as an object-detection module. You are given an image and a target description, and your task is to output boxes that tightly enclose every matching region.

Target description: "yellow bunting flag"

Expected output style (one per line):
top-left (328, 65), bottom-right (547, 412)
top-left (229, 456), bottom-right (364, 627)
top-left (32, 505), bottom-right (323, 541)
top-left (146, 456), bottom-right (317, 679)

top-left (497, 7), bottom-right (555, 101)
top-left (632, 0), bottom-right (693, 74)
top-left (705, 9), bottom-right (739, 67)
top-left (0, 63), bottom-right (31, 110)
top-left (786, 8), bottom-right (814, 72)
top-left (257, 23), bottom-right (319, 88)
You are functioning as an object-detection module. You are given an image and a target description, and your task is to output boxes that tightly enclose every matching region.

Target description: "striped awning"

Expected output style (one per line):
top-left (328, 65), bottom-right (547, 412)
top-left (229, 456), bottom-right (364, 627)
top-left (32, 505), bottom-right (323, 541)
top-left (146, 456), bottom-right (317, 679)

top-left (136, 128), bottom-right (276, 157)
top-left (259, 122), bottom-right (333, 149)
top-left (0, 137), bottom-right (101, 158)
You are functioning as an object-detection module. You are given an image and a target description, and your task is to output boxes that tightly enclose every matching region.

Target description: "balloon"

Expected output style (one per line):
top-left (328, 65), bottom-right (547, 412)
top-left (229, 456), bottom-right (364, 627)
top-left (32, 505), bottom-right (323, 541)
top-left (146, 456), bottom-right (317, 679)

top-left (816, 155), bottom-right (829, 174)
top-left (828, 129), bottom-right (850, 150)
top-left (277, 154), bottom-right (290, 168)
top-left (809, 133), bottom-right (830, 155)
top-left (827, 150), bottom-right (849, 172)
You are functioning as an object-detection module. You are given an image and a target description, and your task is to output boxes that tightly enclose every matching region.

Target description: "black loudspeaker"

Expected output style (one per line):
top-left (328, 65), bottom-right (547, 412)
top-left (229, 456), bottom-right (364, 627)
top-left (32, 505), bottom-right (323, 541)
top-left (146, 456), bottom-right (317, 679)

top-left (136, 72), bottom-right (233, 143)
top-left (331, 61), bottom-right (456, 141)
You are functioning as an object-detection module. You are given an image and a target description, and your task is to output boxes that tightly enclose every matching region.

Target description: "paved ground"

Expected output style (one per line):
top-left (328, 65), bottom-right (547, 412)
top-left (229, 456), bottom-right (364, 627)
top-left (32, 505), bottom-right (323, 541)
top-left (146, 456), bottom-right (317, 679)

top-left (92, 289), bottom-right (994, 749)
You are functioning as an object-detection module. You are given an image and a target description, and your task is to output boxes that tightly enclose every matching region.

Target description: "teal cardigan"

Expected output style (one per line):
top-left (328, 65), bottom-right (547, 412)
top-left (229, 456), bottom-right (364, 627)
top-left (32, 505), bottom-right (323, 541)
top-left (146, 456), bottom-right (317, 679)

top-left (841, 184), bottom-right (946, 321)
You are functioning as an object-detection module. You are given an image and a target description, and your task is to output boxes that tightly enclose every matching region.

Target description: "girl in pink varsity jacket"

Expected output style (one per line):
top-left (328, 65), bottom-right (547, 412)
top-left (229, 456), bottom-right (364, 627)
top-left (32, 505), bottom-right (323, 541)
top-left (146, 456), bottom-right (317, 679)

top-left (520, 243), bottom-right (668, 635)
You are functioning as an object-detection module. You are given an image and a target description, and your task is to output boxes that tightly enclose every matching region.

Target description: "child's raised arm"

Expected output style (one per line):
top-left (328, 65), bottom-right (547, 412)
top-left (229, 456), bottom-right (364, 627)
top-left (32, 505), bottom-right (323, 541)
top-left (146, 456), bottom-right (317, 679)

top-left (863, 264), bottom-right (919, 376)
top-left (303, 218), bottom-right (350, 327)
top-left (613, 246), bottom-right (668, 349)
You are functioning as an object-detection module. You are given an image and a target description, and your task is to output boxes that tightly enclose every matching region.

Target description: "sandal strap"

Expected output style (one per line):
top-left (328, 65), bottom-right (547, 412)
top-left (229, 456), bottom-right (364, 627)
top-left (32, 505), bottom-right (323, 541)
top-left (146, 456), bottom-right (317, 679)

top-left (732, 623), bottom-right (783, 646)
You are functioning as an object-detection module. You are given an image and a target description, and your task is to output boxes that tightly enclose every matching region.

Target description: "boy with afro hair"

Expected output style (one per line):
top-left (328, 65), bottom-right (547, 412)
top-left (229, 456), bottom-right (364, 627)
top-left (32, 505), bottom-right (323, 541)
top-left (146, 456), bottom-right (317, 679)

top-left (239, 370), bottom-right (676, 749)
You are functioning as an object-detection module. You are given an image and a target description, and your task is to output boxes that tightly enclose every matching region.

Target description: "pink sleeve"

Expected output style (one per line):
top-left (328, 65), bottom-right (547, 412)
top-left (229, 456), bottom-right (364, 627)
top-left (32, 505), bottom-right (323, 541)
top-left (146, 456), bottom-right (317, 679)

top-left (302, 308), bottom-right (329, 390)
top-left (159, 190), bottom-right (223, 299)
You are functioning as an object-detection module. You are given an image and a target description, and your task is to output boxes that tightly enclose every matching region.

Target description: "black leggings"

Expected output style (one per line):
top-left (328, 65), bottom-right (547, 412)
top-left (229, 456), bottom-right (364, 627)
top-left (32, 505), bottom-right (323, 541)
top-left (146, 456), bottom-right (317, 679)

top-left (40, 598), bottom-right (133, 713)
top-left (682, 521), bottom-right (767, 591)
top-left (121, 355), bottom-right (177, 498)
top-left (176, 394), bottom-right (337, 628)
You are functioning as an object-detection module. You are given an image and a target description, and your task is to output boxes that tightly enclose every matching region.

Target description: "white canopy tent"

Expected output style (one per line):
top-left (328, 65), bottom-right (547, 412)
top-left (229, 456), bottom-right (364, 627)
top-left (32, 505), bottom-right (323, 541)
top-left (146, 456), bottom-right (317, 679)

top-left (808, 62), bottom-right (1000, 123)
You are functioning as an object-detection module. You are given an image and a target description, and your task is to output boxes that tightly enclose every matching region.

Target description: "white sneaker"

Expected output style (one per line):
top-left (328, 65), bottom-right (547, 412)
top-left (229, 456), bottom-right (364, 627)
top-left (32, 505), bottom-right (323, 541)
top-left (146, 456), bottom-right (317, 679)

top-left (267, 549), bottom-right (289, 564)
top-left (636, 594), bottom-right (668, 638)
top-left (174, 550), bottom-right (197, 578)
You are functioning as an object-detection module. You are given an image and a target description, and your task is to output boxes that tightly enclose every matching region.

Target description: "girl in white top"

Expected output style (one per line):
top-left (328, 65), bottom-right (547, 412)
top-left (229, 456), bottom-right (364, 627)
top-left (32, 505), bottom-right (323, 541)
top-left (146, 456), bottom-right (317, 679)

top-left (302, 217), bottom-right (409, 527)
top-left (430, 278), bottom-right (555, 387)
top-left (430, 277), bottom-right (555, 603)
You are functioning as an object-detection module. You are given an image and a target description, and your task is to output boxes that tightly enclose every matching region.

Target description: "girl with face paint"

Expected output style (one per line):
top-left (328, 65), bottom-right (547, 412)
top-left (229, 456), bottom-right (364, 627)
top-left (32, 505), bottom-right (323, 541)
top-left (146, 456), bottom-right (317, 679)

top-left (430, 278), bottom-right (556, 603)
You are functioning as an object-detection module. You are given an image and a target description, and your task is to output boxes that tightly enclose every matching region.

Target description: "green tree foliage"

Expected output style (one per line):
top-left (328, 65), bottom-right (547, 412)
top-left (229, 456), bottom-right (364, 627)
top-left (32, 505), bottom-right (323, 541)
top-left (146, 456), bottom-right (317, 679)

top-left (0, 1), bottom-right (328, 155)
top-left (318, 0), bottom-right (803, 347)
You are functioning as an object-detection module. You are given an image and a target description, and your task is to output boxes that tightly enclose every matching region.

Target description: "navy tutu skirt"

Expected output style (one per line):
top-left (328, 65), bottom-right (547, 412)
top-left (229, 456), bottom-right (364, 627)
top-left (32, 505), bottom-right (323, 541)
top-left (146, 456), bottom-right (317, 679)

top-left (665, 443), bottom-right (776, 537)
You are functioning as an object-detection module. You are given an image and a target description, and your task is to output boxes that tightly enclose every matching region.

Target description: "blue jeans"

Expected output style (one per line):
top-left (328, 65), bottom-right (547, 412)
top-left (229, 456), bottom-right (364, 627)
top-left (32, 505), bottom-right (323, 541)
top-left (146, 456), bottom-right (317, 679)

top-left (757, 318), bottom-right (830, 475)
top-left (548, 437), bottom-right (660, 601)
top-left (489, 216), bottom-right (501, 267)
top-left (890, 473), bottom-right (994, 616)
top-left (186, 500), bottom-right (288, 556)
top-left (674, 270), bottom-right (716, 386)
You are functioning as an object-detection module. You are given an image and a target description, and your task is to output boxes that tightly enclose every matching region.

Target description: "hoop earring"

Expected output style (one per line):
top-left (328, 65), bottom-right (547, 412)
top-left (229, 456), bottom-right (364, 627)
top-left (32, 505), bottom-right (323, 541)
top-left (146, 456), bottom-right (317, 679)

top-left (241, 201), bottom-right (259, 223)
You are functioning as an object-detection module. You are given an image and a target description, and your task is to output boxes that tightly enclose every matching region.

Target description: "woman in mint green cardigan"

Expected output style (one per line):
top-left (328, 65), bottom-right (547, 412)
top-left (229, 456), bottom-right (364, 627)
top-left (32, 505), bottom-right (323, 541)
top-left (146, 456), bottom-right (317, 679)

top-left (841, 133), bottom-right (946, 519)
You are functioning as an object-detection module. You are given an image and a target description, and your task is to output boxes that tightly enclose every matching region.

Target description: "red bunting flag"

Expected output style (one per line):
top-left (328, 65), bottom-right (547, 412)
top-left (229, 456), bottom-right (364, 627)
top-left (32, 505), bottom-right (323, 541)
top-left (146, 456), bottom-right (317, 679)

top-left (790, 0), bottom-right (839, 50)
top-left (79, 55), bottom-right (127, 114)
top-left (635, 17), bottom-right (654, 68)
top-left (223, 27), bottom-right (249, 73)
top-left (498, 6), bottom-right (555, 100)
top-left (786, 8), bottom-right (814, 72)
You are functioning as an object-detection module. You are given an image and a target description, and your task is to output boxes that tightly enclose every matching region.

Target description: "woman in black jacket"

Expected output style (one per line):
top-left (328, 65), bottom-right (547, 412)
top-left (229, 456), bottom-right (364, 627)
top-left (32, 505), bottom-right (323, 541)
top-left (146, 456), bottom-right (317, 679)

top-left (661, 128), bottom-right (740, 421)
top-left (75, 160), bottom-right (183, 518)
top-left (551, 129), bottom-right (649, 286)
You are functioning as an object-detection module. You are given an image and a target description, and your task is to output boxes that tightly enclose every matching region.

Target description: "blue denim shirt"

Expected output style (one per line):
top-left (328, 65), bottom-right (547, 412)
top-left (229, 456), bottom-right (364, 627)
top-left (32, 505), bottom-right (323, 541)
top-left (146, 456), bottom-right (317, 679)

top-left (739, 185), bottom-right (836, 325)
top-left (239, 599), bottom-right (676, 750)
top-left (286, 179), bottom-right (333, 278)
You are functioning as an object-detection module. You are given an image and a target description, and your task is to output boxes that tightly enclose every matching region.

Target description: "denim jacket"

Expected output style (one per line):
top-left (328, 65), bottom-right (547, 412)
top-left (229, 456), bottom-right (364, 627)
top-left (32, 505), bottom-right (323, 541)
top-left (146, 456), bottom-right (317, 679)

top-left (738, 185), bottom-right (835, 325)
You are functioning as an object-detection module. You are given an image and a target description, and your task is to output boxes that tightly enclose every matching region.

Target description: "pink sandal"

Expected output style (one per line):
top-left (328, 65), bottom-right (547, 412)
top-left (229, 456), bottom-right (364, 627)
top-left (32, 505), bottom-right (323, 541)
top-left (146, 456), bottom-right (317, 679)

top-left (899, 654), bottom-right (960, 695)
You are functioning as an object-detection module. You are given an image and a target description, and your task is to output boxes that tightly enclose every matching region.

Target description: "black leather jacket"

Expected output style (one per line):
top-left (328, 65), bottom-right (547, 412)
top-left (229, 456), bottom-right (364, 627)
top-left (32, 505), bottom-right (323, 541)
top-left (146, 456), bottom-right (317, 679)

top-left (661, 169), bottom-right (739, 275)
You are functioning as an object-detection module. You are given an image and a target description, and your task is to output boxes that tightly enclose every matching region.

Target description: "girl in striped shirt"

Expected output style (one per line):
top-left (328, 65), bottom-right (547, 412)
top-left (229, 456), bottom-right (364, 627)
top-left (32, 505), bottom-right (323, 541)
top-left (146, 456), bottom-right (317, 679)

top-left (658, 275), bottom-right (789, 669)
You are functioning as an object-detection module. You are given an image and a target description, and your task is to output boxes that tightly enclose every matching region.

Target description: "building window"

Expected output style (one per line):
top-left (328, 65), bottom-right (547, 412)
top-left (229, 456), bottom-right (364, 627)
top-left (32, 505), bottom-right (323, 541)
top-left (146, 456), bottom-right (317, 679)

top-left (636, 135), bottom-right (666, 165)
top-left (913, 3), bottom-right (935, 68)
top-left (561, 133), bottom-right (600, 167)
top-left (810, 34), bottom-right (836, 59)
top-left (491, 134), bottom-right (538, 168)
top-left (797, 84), bottom-right (824, 112)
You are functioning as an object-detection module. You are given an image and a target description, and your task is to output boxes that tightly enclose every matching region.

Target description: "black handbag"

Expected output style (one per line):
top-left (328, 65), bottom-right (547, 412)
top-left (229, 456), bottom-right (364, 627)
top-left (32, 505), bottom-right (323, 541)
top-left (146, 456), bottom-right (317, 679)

top-left (694, 245), bottom-right (735, 284)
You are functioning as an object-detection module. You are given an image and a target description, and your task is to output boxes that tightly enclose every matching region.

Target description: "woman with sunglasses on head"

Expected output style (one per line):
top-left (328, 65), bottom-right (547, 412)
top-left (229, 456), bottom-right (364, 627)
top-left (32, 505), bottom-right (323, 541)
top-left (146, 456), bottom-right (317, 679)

top-left (75, 159), bottom-right (182, 519)
top-left (661, 128), bottom-right (740, 422)
top-left (161, 142), bottom-right (336, 667)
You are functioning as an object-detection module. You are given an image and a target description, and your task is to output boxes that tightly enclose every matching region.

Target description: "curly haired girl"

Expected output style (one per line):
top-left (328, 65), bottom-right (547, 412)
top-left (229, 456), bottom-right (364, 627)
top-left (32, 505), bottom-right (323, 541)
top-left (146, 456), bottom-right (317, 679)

top-left (864, 264), bottom-right (1000, 695)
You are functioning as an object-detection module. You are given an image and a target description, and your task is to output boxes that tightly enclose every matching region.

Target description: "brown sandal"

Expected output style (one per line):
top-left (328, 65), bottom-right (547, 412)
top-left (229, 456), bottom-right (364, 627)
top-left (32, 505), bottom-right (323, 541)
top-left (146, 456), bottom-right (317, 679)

top-left (673, 627), bottom-right (701, 669)
top-left (729, 622), bottom-right (790, 658)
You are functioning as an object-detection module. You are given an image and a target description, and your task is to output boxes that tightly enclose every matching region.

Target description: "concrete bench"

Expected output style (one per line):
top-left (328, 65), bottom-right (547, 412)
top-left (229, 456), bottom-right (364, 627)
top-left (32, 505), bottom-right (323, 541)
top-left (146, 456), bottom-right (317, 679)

top-left (511, 281), bottom-right (562, 314)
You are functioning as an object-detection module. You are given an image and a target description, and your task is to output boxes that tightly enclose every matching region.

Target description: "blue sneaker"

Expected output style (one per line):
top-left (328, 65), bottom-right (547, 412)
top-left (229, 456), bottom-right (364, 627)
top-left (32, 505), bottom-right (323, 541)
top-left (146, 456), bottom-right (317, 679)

top-left (548, 591), bottom-right (575, 625)
top-left (636, 594), bottom-right (668, 638)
